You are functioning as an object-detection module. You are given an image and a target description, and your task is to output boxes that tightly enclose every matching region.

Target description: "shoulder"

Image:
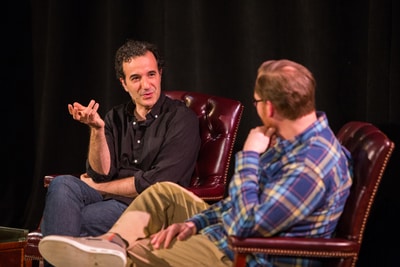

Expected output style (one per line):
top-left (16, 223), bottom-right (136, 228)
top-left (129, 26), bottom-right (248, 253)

top-left (163, 94), bottom-right (186, 108)
top-left (162, 95), bottom-right (197, 119)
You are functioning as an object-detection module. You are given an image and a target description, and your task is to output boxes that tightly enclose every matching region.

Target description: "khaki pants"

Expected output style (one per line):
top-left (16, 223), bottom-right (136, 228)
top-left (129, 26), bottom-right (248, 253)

top-left (108, 182), bottom-right (232, 267)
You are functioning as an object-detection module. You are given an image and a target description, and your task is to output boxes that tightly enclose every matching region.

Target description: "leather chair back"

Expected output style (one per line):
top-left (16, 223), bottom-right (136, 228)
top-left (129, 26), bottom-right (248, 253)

top-left (335, 122), bottom-right (394, 244)
top-left (165, 90), bottom-right (244, 201)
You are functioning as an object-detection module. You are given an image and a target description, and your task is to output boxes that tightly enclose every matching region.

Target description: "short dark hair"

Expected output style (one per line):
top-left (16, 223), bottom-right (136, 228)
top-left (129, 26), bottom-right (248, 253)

top-left (114, 39), bottom-right (165, 80)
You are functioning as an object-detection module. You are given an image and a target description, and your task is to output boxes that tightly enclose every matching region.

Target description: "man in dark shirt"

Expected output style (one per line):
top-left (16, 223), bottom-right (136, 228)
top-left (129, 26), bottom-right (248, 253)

top-left (40, 39), bottom-right (201, 252)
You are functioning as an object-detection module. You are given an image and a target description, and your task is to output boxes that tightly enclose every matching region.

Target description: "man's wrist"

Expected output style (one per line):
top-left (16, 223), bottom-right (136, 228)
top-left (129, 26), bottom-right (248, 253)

top-left (185, 222), bottom-right (197, 235)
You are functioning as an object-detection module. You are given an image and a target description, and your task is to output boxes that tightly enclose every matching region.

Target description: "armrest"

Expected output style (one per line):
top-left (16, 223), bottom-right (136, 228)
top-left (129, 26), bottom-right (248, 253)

top-left (229, 236), bottom-right (360, 257)
top-left (187, 184), bottom-right (225, 202)
top-left (44, 175), bottom-right (58, 187)
top-left (44, 174), bottom-right (80, 187)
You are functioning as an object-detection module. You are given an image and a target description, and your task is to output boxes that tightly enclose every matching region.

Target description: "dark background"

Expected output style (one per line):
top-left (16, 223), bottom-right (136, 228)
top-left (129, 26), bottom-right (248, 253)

top-left (3, 1), bottom-right (399, 266)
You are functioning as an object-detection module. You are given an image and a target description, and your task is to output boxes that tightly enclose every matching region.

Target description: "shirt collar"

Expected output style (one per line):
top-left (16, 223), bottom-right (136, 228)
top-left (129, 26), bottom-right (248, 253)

top-left (274, 111), bottom-right (328, 153)
top-left (125, 93), bottom-right (166, 121)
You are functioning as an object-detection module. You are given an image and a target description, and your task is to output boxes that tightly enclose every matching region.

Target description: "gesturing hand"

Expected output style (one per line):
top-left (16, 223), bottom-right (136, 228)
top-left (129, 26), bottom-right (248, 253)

top-left (150, 222), bottom-right (196, 250)
top-left (68, 99), bottom-right (105, 129)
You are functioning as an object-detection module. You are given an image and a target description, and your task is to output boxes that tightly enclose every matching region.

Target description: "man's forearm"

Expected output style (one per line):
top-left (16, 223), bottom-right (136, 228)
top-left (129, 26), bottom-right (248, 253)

top-left (93, 177), bottom-right (138, 198)
top-left (88, 127), bottom-right (111, 174)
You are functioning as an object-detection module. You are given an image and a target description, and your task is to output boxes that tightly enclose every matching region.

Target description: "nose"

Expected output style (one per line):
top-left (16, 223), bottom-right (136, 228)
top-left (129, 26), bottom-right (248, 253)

top-left (140, 77), bottom-right (150, 89)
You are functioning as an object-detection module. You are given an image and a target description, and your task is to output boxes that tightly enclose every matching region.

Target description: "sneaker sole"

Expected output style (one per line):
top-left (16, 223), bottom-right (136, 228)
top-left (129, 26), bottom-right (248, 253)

top-left (39, 235), bottom-right (126, 267)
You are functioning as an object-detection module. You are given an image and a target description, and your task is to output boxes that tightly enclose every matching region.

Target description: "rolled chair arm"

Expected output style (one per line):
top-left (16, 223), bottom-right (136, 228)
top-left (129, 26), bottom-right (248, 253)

top-left (229, 236), bottom-right (359, 257)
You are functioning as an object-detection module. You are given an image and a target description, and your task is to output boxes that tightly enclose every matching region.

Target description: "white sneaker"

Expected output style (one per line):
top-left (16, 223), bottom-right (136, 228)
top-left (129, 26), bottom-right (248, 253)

top-left (39, 235), bottom-right (127, 267)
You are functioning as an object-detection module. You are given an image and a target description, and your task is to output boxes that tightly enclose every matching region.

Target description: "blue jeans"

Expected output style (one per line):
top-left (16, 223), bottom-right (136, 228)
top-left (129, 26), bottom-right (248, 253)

top-left (41, 175), bottom-right (128, 237)
top-left (41, 175), bottom-right (128, 267)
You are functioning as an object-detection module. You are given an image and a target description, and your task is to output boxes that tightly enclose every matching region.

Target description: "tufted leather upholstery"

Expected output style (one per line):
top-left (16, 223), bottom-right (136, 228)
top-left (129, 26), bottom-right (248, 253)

top-left (25, 90), bottom-right (244, 266)
top-left (164, 90), bottom-right (244, 201)
top-left (229, 121), bottom-right (395, 267)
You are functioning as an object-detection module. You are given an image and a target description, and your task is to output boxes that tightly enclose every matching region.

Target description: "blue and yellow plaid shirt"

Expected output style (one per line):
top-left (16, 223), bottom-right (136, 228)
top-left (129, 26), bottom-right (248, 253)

top-left (188, 112), bottom-right (353, 267)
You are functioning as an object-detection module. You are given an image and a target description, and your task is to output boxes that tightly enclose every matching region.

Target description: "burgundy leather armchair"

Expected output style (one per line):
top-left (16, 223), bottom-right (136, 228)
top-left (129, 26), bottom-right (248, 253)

top-left (164, 90), bottom-right (244, 201)
top-left (25, 90), bottom-right (244, 266)
top-left (229, 121), bottom-right (395, 267)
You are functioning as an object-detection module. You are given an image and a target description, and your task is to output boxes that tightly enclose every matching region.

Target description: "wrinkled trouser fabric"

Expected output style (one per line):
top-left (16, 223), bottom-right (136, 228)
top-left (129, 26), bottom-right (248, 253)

top-left (108, 182), bottom-right (232, 267)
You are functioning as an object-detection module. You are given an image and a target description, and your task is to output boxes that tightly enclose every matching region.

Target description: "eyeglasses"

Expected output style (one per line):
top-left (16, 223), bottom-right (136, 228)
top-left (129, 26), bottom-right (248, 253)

top-left (252, 99), bottom-right (264, 107)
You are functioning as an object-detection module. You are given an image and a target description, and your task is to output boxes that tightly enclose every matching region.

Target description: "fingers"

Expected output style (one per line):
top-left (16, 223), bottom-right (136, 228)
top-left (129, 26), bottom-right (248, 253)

top-left (151, 228), bottom-right (171, 249)
top-left (151, 223), bottom-right (191, 250)
top-left (68, 100), bottom-right (100, 122)
top-left (78, 100), bottom-right (99, 117)
top-left (150, 228), bottom-right (165, 249)
top-left (162, 228), bottom-right (177, 248)
top-left (177, 223), bottom-right (195, 241)
top-left (264, 127), bottom-right (276, 137)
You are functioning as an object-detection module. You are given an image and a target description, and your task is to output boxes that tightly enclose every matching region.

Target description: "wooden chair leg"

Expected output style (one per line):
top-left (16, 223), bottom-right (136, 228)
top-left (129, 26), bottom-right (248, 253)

top-left (233, 253), bottom-right (247, 267)
top-left (24, 259), bottom-right (32, 267)
top-left (25, 258), bottom-right (44, 267)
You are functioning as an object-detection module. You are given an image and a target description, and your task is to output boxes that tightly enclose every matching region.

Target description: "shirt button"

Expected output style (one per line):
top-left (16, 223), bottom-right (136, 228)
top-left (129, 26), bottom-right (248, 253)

top-left (155, 115), bottom-right (158, 118)
top-left (134, 159), bottom-right (138, 163)
top-left (133, 121), bottom-right (137, 125)
top-left (137, 140), bottom-right (141, 144)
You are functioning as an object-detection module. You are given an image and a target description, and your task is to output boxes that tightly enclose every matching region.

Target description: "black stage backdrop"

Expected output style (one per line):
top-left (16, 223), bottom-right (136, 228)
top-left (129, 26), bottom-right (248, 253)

top-left (3, 1), bottom-right (399, 266)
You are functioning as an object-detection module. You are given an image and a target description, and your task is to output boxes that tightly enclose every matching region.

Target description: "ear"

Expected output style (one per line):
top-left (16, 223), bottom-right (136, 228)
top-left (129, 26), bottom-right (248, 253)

top-left (266, 100), bottom-right (274, 118)
top-left (119, 78), bottom-right (129, 92)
